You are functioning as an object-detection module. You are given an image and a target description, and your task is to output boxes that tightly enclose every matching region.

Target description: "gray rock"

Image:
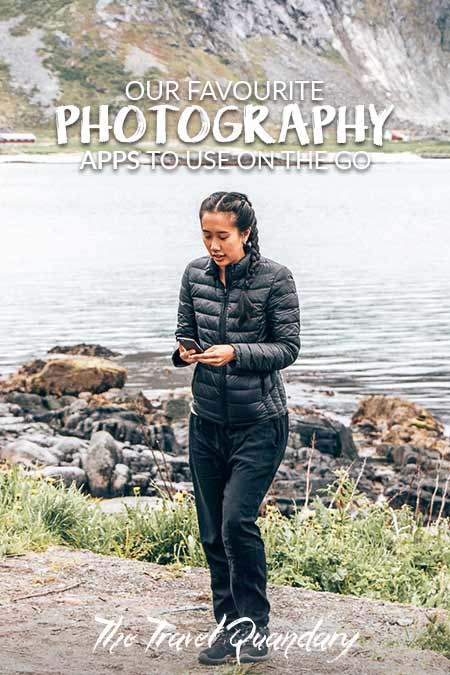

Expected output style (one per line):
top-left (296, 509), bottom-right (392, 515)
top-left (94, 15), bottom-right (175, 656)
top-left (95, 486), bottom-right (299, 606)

top-left (60, 452), bottom-right (82, 468)
top-left (8, 404), bottom-right (23, 416)
top-left (164, 398), bottom-right (190, 421)
top-left (1, 439), bottom-right (58, 467)
top-left (53, 30), bottom-right (73, 49)
top-left (84, 430), bottom-right (120, 497)
top-left (289, 413), bottom-right (358, 459)
top-left (131, 449), bottom-right (153, 470)
top-left (165, 454), bottom-right (190, 480)
top-left (53, 436), bottom-right (88, 460)
top-left (90, 417), bottom-right (145, 445)
top-left (43, 395), bottom-right (68, 411)
top-left (20, 433), bottom-right (55, 448)
top-left (129, 472), bottom-right (150, 492)
top-left (68, 399), bottom-right (90, 414)
top-left (5, 392), bottom-right (47, 414)
top-left (121, 447), bottom-right (139, 466)
top-left (111, 463), bottom-right (130, 496)
top-left (0, 415), bottom-right (25, 426)
top-left (47, 343), bottom-right (121, 358)
top-left (172, 421), bottom-right (189, 450)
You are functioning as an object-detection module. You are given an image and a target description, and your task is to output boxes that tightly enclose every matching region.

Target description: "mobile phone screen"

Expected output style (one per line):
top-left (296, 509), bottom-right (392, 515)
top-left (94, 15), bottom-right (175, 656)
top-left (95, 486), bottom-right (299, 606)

top-left (179, 337), bottom-right (204, 353)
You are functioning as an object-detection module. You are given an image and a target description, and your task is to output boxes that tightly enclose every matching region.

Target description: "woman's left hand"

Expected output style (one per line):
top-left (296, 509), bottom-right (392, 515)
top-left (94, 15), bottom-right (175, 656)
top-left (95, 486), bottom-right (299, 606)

top-left (188, 345), bottom-right (236, 367)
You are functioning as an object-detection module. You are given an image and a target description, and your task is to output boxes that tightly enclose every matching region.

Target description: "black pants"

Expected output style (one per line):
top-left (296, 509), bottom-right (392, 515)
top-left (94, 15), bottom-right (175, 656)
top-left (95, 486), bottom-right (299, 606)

top-left (188, 411), bottom-right (289, 629)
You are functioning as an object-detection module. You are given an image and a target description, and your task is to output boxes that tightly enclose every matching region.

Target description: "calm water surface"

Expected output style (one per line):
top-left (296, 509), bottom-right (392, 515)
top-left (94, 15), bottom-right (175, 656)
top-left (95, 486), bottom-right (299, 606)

top-left (1, 161), bottom-right (449, 426)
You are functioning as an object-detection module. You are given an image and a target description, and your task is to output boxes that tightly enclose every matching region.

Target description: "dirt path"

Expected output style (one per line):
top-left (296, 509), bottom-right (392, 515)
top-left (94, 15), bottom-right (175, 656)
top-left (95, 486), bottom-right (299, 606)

top-left (0, 546), bottom-right (448, 675)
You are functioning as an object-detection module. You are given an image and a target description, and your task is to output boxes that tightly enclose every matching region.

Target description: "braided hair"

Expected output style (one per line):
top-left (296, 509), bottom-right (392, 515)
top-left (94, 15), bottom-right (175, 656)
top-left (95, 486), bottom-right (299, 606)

top-left (199, 191), bottom-right (261, 326)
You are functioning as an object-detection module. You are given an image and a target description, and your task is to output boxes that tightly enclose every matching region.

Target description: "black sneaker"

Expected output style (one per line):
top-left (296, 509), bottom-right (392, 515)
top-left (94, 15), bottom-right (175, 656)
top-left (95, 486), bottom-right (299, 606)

top-left (236, 624), bottom-right (271, 663)
top-left (197, 626), bottom-right (237, 665)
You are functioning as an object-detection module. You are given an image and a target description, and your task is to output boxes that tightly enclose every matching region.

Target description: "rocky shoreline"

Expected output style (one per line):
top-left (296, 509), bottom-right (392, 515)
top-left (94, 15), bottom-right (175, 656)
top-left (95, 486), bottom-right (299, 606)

top-left (1, 344), bottom-right (449, 521)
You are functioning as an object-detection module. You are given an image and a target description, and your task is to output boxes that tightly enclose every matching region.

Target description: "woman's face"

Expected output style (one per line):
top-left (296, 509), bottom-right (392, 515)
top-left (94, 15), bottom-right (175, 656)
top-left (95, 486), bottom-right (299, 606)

top-left (201, 211), bottom-right (251, 267)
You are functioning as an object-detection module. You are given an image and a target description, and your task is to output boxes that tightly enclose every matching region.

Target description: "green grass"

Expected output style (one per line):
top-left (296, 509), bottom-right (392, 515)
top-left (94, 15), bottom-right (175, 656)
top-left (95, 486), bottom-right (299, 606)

top-left (42, 34), bottom-right (130, 100)
top-left (411, 612), bottom-right (450, 659)
top-left (2, 462), bottom-right (449, 660)
top-left (0, 0), bottom-right (73, 27)
top-left (1, 463), bottom-right (450, 612)
top-left (261, 472), bottom-right (450, 611)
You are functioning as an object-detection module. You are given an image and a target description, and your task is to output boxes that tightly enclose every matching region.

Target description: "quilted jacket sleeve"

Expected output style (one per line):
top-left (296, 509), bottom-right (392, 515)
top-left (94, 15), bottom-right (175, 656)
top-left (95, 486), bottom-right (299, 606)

top-left (171, 263), bottom-right (198, 368)
top-left (229, 265), bottom-right (300, 373)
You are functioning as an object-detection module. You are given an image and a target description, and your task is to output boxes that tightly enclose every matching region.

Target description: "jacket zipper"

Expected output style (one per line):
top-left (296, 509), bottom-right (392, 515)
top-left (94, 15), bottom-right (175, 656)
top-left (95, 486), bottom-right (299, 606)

top-left (219, 272), bottom-right (231, 424)
top-left (220, 287), bottom-right (230, 424)
top-left (260, 373), bottom-right (266, 397)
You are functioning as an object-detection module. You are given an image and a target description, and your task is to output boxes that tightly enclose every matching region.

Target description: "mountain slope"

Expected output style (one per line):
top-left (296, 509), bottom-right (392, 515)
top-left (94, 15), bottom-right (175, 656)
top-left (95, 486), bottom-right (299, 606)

top-left (0, 0), bottom-right (449, 133)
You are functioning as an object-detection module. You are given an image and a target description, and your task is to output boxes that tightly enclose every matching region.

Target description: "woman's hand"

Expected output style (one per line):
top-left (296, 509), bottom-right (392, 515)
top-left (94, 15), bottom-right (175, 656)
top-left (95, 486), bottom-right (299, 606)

top-left (178, 344), bottom-right (197, 364)
top-left (189, 345), bottom-right (236, 367)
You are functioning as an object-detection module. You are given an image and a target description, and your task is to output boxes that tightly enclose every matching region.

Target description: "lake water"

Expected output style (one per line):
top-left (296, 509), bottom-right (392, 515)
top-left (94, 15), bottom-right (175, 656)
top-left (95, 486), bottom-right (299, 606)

top-left (1, 161), bottom-right (449, 427)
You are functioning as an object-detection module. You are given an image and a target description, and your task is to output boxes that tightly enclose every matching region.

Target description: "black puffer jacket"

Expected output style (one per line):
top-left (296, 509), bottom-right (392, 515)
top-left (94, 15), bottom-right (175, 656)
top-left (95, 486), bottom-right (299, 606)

top-left (171, 252), bottom-right (300, 426)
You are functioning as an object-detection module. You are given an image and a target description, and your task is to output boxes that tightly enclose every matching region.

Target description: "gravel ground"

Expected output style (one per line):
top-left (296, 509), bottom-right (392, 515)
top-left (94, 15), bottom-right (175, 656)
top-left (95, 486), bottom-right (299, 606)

top-left (0, 545), bottom-right (448, 675)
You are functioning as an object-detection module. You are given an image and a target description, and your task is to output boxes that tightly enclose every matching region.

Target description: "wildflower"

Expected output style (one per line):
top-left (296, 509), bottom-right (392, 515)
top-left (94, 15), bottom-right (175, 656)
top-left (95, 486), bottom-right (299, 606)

top-left (298, 506), bottom-right (316, 521)
top-left (264, 504), bottom-right (283, 521)
top-left (133, 486), bottom-right (141, 496)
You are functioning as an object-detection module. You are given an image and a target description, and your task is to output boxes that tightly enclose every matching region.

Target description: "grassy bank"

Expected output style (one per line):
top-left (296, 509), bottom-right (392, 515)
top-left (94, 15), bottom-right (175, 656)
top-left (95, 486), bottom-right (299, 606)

top-left (1, 462), bottom-right (449, 659)
top-left (1, 463), bottom-right (449, 614)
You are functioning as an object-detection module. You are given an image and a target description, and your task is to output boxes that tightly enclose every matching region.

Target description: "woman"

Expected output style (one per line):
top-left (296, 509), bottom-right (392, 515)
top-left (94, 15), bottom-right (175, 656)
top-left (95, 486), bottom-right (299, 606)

top-left (171, 191), bottom-right (300, 665)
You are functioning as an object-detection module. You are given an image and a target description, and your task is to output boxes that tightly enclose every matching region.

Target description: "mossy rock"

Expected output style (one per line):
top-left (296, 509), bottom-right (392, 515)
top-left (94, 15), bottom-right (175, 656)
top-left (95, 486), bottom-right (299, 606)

top-left (2, 355), bottom-right (127, 396)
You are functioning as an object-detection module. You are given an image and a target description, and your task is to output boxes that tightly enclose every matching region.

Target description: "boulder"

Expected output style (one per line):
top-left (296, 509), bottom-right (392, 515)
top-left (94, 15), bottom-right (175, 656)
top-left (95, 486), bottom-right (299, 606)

top-left (1, 356), bottom-right (127, 397)
top-left (47, 343), bottom-right (121, 358)
top-left (350, 396), bottom-right (450, 520)
top-left (52, 436), bottom-right (88, 460)
top-left (44, 394), bottom-right (77, 410)
top-left (289, 406), bottom-right (358, 459)
top-left (0, 439), bottom-right (58, 467)
top-left (4, 392), bottom-right (48, 415)
top-left (121, 447), bottom-right (139, 466)
top-left (172, 421), bottom-right (189, 449)
top-left (129, 472), bottom-right (151, 493)
top-left (111, 463), bottom-right (131, 496)
top-left (164, 397), bottom-right (191, 421)
top-left (374, 442), bottom-right (450, 519)
top-left (84, 430), bottom-right (121, 497)
top-left (351, 395), bottom-right (447, 454)
top-left (19, 432), bottom-right (55, 448)
top-left (63, 400), bottom-right (179, 452)
top-left (165, 454), bottom-right (191, 481)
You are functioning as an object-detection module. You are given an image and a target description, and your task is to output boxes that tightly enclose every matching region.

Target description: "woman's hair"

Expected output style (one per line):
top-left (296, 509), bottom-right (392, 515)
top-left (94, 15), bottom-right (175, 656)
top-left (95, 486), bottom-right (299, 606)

top-left (199, 191), bottom-right (261, 326)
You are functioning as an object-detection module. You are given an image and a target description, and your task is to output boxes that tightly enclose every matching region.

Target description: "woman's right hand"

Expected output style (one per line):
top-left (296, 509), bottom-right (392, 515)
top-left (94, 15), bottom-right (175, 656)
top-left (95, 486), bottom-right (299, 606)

top-left (179, 343), bottom-right (196, 364)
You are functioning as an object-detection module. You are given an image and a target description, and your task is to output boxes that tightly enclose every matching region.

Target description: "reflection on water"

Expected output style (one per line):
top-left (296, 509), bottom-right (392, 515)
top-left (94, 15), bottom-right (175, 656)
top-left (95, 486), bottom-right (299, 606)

top-left (1, 162), bottom-right (449, 425)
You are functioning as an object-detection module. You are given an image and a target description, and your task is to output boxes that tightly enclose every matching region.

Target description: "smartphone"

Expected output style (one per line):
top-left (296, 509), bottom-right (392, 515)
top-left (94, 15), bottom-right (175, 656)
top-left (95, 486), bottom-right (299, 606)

top-left (178, 336), bottom-right (204, 354)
